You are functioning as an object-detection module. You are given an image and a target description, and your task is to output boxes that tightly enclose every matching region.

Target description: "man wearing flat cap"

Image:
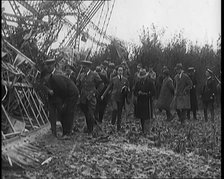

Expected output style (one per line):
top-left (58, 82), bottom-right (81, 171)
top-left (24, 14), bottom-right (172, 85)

top-left (172, 63), bottom-right (193, 124)
top-left (187, 67), bottom-right (198, 120)
top-left (77, 60), bottom-right (104, 135)
top-left (201, 68), bottom-right (217, 122)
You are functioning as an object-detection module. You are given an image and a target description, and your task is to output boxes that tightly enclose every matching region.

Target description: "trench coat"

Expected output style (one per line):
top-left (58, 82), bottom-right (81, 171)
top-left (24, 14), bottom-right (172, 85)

top-left (157, 76), bottom-right (174, 111)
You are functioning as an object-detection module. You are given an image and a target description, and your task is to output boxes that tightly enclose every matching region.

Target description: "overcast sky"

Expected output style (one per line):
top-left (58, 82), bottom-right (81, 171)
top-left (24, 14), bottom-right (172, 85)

top-left (106, 0), bottom-right (221, 48)
top-left (2, 0), bottom-right (221, 49)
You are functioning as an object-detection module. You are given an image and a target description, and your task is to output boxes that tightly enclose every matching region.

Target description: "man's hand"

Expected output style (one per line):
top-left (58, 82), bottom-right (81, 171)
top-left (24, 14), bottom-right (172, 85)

top-left (101, 95), bottom-right (104, 100)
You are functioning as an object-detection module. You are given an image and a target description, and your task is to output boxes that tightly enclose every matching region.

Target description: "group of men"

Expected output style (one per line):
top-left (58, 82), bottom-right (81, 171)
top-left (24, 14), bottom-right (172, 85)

top-left (40, 58), bottom-right (219, 137)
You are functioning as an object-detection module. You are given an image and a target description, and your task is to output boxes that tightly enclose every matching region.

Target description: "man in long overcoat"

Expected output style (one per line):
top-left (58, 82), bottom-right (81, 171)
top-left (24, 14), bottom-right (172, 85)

top-left (77, 61), bottom-right (104, 134)
top-left (156, 67), bottom-right (174, 121)
top-left (187, 67), bottom-right (198, 120)
top-left (133, 68), bottom-right (156, 134)
top-left (101, 66), bottom-right (130, 131)
top-left (172, 63), bottom-right (193, 124)
top-left (41, 60), bottom-right (79, 137)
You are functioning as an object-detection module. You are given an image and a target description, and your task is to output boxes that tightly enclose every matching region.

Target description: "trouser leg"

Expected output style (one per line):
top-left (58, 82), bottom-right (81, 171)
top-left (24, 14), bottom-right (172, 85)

top-left (140, 118), bottom-right (145, 133)
top-left (203, 103), bottom-right (208, 122)
top-left (94, 100), bottom-right (100, 123)
top-left (176, 109), bottom-right (181, 121)
top-left (61, 100), bottom-right (75, 135)
top-left (80, 103), bottom-right (90, 132)
top-left (87, 97), bottom-right (97, 133)
top-left (150, 97), bottom-right (153, 119)
top-left (165, 109), bottom-right (171, 121)
top-left (99, 99), bottom-right (107, 123)
top-left (49, 103), bottom-right (57, 136)
top-left (187, 109), bottom-right (190, 120)
top-left (192, 109), bottom-right (197, 120)
top-left (117, 101), bottom-right (124, 131)
top-left (209, 102), bottom-right (214, 122)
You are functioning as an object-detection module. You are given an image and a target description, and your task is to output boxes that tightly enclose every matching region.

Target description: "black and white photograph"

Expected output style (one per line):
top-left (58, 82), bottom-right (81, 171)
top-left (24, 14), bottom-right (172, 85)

top-left (2, 0), bottom-right (221, 178)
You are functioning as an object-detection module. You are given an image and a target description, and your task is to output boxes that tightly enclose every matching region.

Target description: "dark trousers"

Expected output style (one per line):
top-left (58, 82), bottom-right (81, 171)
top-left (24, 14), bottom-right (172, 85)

top-left (203, 102), bottom-right (214, 122)
top-left (111, 100), bottom-right (124, 130)
top-left (176, 109), bottom-right (187, 124)
top-left (95, 97), bottom-right (108, 123)
top-left (60, 97), bottom-right (77, 135)
top-left (187, 109), bottom-right (197, 120)
top-left (80, 97), bottom-right (97, 134)
top-left (49, 96), bottom-right (77, 136)
top-left (165, 109), bottom-right (172, 120)
top-left (149, 96), bottom-right (153, 119)
top-left (140, 118), bottom-right (146, 133)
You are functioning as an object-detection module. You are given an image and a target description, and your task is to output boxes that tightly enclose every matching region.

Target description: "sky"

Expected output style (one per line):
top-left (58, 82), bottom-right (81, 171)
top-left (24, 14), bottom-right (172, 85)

top-left (106, 0), bottom-right (221, 48)
top-left (2, 0), bottom-right (221, 50)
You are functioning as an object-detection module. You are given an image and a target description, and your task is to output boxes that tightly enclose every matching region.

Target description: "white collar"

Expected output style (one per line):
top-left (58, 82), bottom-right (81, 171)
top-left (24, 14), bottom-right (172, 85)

top-left (118, 75), bottom-right (123, 79)
top-left (179, 70), bottom-right (184, 78)
top-left (51, 68), bottom-right (56, 75)
top-left (87, 69), bottom-right (91, 76)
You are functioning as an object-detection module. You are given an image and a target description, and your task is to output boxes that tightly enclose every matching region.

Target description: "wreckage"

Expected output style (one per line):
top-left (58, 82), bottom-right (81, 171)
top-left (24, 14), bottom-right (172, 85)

top-left (2, 0), bottom-right (115, 169)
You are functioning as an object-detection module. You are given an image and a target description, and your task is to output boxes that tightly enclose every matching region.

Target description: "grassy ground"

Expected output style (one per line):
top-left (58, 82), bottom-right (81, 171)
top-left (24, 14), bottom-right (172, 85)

top-left (2, 107), bottom-right (221, 179)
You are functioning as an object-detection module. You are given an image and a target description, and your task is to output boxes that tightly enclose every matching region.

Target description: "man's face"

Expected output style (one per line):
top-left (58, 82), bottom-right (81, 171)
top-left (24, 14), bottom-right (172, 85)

top-left (82, 65), bottom-right (90, 73)
top-left (137, 65), bottom-right (141, 72)
top-left (177, 68), bottom-right (181, 74)
top-left (117, 67), bottom-right (123, 76)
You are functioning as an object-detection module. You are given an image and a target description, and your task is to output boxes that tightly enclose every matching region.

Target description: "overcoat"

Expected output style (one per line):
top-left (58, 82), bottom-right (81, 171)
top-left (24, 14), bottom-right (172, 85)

top-left (134, 76), bottom-right (155, 120)
top-left (201, 77), bottom-right (217, 104)
top-left (157, 76), bottom-right (174, 111)
top-left (172, 72), bottom-right (193, 109)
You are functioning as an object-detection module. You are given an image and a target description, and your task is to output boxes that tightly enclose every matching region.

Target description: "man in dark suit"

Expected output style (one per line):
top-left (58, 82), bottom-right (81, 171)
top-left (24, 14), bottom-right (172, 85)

top-left (77, 61), bottom-right (104, 135)
top-left (101, 66), bottom-right (130, 131)
top-left (201, 69), bottom-right (217, 122)
top-left (41, 59), bottom-right (79, 137)
top-left (187, 67), bottom-right (198, 120)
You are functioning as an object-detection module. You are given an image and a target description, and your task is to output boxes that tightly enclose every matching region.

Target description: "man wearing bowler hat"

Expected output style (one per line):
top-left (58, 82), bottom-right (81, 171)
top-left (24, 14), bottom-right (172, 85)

top-left (77, 60), bottom-right (104, 135)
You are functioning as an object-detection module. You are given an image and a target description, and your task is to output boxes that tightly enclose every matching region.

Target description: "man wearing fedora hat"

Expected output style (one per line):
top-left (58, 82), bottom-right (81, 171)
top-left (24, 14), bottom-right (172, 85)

top-left (187, 67), bottom-right (198, 120)
top-left (172, 63), bottom-right (193, 124)
top-left (201, 69), bottom-right (217, 122)
top-left (77, 60), bottom-right (104, 135)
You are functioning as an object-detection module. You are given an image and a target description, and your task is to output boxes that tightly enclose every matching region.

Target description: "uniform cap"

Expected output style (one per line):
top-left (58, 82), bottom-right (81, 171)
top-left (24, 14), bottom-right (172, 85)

top-left (175, 63), bottom-right (183, 70)
top-left (95, 66), bottom-right (101, 73)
